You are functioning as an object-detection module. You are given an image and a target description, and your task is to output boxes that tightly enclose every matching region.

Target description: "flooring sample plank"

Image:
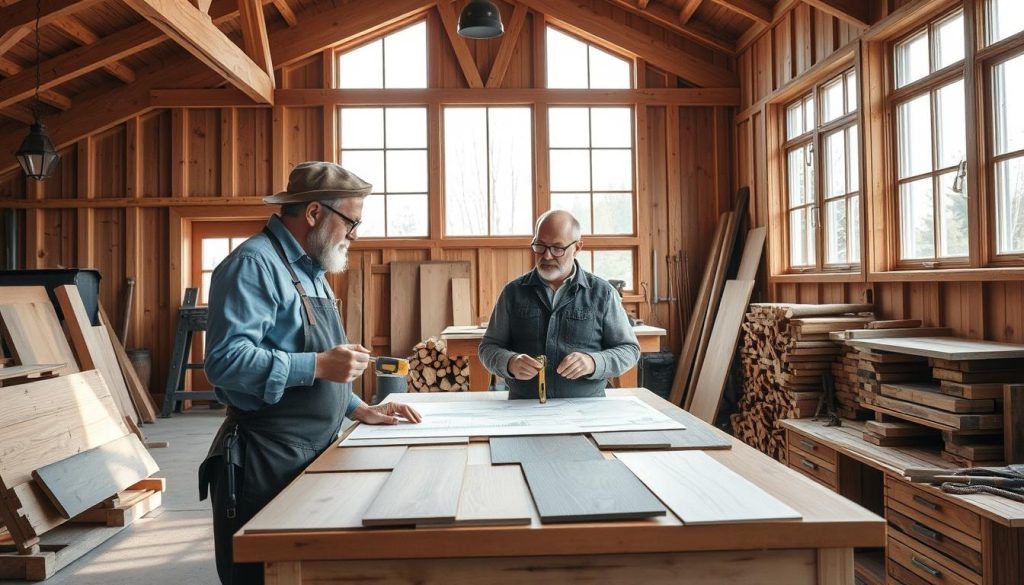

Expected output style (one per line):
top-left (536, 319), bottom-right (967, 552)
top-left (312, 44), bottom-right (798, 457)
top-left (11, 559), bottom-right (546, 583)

top-left (521, 459), bottom-right (666, 523)
top-left (736, 227), bottom-right (766, 280)
top-left (31, 434), bottom-right (159, 519)
top-left (244, 472), bottom-right (389, 533)
top-left (863, 420), bottom-right (936, 438)
top-left (931, 367), bottom-right (1024, 384)
top-left (451, 277), bottom-right (472, 326)
top-left (864, 394), bottom-right (1003, 431)
top-left (339, 435), bottom-right (469, 447)
top-left (389, 261), bottom-right (421, 358)
top-left (453, 464), bottom-right (532, 526)
top-left (938, 381), bottom-right (1005, 400)
top-left (306, 446), bottom-right (407, 473)
top-left (616, 451), bottom-right (802, 524)
top-left (592, 427), bottom-right (731, 451)
top-left (880, 383), bottom-right (995, 413)
top-left (591, 431), bottom-right (672, 449)
top-left (362, 448), bottom-right (467, 526)
top-left (689, 279), bottom-right (755, 424)
top-left (846, 337), bottom-right (1024, 360)
top-left (490, 434), bottom-right (602, 465)
top-left (419, 262), bottom-right (472, 342)
top-left (0, 364), bottom-right (62, 382)
top-left (0, 300), bottom-right (78, 375)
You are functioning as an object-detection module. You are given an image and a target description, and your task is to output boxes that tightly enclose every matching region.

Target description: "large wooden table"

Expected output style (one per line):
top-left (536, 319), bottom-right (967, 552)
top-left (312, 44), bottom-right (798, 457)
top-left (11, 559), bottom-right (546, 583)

top-left (441, 324), bottom-right (667, 391)
top-left (234, 389), bottom-right (884, 584)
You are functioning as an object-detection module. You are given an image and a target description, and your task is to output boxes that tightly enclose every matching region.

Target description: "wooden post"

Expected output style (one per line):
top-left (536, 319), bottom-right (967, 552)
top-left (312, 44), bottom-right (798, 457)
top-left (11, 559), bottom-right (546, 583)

top-left (1004, 384), bottom-right (1024, 464)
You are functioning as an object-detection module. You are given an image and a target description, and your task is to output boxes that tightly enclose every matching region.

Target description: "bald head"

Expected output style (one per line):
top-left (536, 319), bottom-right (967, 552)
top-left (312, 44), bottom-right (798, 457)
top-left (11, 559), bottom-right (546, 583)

top-left (532, 210), bottom-right (583, 287)
top-left (534, 210), bottom-right (581, 242)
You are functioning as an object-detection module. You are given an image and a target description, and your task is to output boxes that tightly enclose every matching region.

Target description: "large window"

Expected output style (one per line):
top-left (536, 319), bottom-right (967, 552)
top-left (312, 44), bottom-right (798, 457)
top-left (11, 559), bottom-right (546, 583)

top-left (337, 21), bottom-right (426, 89)
top-left (782, 69), bottom-right (860, 271)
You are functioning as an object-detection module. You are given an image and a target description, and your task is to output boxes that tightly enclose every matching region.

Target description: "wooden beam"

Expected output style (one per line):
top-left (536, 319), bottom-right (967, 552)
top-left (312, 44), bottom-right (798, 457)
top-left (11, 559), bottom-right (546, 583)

top-left (0, 103), bottom-right (33, 124)
top-left (123, 0), bottom-right (274, 104)
top-left (800, 0), bottom-right (869, 28)
top-left (271, 0), bottom-right (296, 26)
top-left (517, 0), bottom-right (737, 87)
top-left (602, 0), bottom-right (735, 55)
top-left (188, 0), bottom-right (213, 12)
top-left (0, 56), bottom-right (74, 110)
top-left (679, 0), bottom-right (702, 24)
top-left (0, 26), bottom-right (28, 57)
top-left (51, 16), bottom-right (136, 83)
top-left (0, 0), bottom-right (102, 36)
top-left (238, 0), bottom-right (275, 81)
top-left (435, 0), bottom-right (484, 89)
top-left (708, 0), bottom-right (771, 26)
top-left (484, 2), bottom-right (528, 89)
top-left (637, 0), bottom-right (650, 8)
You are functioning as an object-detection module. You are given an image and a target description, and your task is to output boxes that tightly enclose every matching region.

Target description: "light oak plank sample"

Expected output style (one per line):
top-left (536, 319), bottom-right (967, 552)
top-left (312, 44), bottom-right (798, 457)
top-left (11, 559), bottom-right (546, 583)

top-left (521, 459), bottom-right (666, 523)
top-left (451, 277), bottom-right (472, 326)
top-left (490, 435), bottom-right (603, 465)
top-left (362, 448), bottom-right (467, 526)
top-left (245, 472), bottom-right (389, 533)
top-left (616, 451), bottom-right (801, 524)
top-left (880, 383), bottom-right (995, 413)
top-left (419, 261), bottom-right (472, 342)
top-left (0, 363), bottom-right (63, 382)
top-left (340, 435), bottom-right (469, 447)
top-left (32, 434), bottom-right (159, 519)
top-left (689, 279), bottom-right (755, 423)
top-left (306, 446), bottom-right (407, 473)
top-left (0, 298), bottom-right (78, 375)
top-left (453, 464), bottom-right (532, 526)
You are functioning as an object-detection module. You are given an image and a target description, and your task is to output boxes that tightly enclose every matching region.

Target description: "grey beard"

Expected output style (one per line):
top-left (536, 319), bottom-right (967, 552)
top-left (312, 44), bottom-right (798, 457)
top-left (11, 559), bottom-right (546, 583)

top-left (307, 220), bottom-right (349, 273)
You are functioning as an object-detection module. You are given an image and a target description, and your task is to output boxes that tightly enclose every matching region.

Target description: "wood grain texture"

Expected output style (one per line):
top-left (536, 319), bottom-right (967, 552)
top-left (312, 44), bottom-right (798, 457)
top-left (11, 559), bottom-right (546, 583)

top-left (451, 277), bottom-right (472, 326)
top-left (689, 280), bottom-right (755, 423)
top-left (489, 435), bottom-right (603, 465)
top-left (736, 227), bottom-right (767, 280)
top-left (616, 451), bottom-right (802, 524)
top-left (306, 446), bottom-right (407, 473)
top-left (521, 459), bottom-right (666, 523)
top-left (0, 301), bottom-right (78, 376)
top-left (592, 427), bottom-right (731, 451)
top-left (880, 383), bottom-right (995, 414)
top-left (390, 262), bottom-right (421, 358)
top-left (339, 435), bottom-right (469, 447)
top-left (454, 464), bottom-right (532, 526)
top-left (97, 303), bottom-right (157, 423)
top-left (31, 434), bottom-right (158, 519)
top-left (245, 472), bottom-right (389, 533)
top-left (419, 262), bottom-right (471, 342)
top-left (1005, 384), bottom-right (1024, 464)
top-left (0, 364), bottom-right (63, 382)
top-left (847, 337), bottom-right (1024, 361)
top-left (362, 448), bottom-right (467, 526)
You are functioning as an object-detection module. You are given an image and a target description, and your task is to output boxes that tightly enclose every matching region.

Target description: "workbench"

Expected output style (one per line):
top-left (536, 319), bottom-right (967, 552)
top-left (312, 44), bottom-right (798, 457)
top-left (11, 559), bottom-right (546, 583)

top-left (234, 388), bottom-right (884, 584)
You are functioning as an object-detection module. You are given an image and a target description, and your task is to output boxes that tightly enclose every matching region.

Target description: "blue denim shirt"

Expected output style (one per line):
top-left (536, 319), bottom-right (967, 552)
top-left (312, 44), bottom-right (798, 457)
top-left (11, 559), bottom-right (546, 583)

top-left (479, 261), bottom-right (641, 399)
top-left (204, 215), bottom-right (364, 415)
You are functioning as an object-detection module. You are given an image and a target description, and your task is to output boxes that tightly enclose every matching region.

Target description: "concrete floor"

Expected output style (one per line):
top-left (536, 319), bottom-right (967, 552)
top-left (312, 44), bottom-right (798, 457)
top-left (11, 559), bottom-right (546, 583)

top-left (1, 410), bottom-right (226, 585)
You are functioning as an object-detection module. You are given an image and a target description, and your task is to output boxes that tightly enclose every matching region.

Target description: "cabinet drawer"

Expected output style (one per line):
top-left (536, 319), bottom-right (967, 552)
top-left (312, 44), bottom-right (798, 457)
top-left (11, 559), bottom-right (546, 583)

top-left (886, 478), bottom-right (981, 539)
top-left (789, 450), bottom-right (837, 489)
top-left (886, 501), bottom-right (983, 574)
top-left (786, 430), bottom-right (837, 465)
top-left (888, 530), bottom-right (981, 585)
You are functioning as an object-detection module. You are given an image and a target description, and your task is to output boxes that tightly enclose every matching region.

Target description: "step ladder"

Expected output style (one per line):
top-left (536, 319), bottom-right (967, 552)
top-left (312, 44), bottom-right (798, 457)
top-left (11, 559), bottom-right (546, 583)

top-left (160, 288), bottom-right (215, 417)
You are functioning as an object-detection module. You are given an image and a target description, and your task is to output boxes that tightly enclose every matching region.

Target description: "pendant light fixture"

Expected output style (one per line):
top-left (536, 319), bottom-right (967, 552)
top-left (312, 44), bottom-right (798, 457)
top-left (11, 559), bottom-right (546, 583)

top-left (457, 0), bottom-right (504, 39)
top-left (16, 0), bottom-right (60, 181)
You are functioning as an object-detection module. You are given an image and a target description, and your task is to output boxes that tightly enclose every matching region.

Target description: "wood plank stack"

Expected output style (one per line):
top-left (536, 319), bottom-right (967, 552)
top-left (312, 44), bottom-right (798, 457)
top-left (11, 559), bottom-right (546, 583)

top-left (731, 303), bottom-right (873, 459)
top-left (408, 337), bottom-right (470, 393)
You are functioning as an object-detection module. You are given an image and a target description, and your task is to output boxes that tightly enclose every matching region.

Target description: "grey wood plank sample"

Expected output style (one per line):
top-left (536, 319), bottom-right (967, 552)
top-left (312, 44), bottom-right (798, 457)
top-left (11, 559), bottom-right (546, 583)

top-left (306, 446), bottom-right (408, 473)
top-left (591, 431), bottom-right (672, 449)
top-left (362, 448), bottom-right (467, 526)
top-left (453, 464), bottom-right (532, 526)
top-left (521, 459), bottom-right (666, 523)
top-left (489, 434), bottom-right (603, 465)
top-left (244, 472), bottom-right (389, 533)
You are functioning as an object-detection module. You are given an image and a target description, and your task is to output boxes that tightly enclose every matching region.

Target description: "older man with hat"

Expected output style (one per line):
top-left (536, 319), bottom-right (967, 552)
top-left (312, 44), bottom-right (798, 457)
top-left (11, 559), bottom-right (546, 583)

top-left (199, 162), bottom-right (422, 585)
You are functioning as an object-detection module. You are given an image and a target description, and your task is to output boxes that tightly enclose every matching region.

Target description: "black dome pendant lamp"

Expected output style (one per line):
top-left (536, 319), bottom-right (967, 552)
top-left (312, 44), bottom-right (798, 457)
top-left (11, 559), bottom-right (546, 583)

top-left (457, 0), bottom-right (505, 39)
top-left (16, 0), bottom-right (60, 181)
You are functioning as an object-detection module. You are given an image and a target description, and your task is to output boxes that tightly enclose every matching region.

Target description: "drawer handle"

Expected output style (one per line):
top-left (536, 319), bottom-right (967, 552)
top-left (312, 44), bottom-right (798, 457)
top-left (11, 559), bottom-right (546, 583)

top-left (798, 438), bottom-right (817, 451)
top-left (911, 521), bottom-right (941, 541)
top-left (912, 495), bottom-right (940, 510)
top-left (800, 458), bottom-right (817, 471)
top-left (911, 556), bottom-right (942, 577)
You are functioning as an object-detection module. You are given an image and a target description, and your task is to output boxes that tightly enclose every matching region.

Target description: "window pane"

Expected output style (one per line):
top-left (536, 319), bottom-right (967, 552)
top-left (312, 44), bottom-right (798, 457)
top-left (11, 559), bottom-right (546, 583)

top-left (230, 237), bottom-right (247, 250)
top-left (546, 27), bottom-right (588, 88)
top-left (895, 30), bottom-right (929, 88)
top-left (201, 272), bottom-right (212, 304)
top-left (588, 46), bottom-right (631, 89)
top-left (933, 11), bottom-right (964, 70)
top-left (593, 250), bottom-right (634, 289)
top-left (550, 150), bottom-right (591, 191)
top-left (386, 150), bottom-right (427, 193)
top-left (385, 108), bottom-right (427, 149)
top-left (786, 101), bottom-right (804, 139)
top-left (787, 146), bottom-right (809, 207)
top-left (359, 194), bottom-right (386, 237)
top-left (845, 71), bottom-right (857, 113)
top-left (444, 108), bottom-right (487, 236)
top-left (789, 208), bottom-right (814, 267)
top-left (339, 40), bottom-right (383, 89)
top-left (340, 108), bottom-right (383, 149)
top-left (987, 0), bottom-right (1024, 45)
top-left (549, 108), bottom-right (590, 148)
top-left (938, 171), bottom-right (968, 257)
top-left (849, 195), bottom-right (861, 263)
top-left (805, 96), bottom-right (815, 131)
top-left (900, 178), bottom-right (935, 259)
top-left (824, 129), bottom-right (846, 198)
top-left (848, 127), bottom-right (860, 192)
top-left (386, 194), bottom-right (428, 237)
top-left (384, 22), bottom-right (426, 89)
top-left (897, 94), bottom-right (932, 178)
top-left (825, 199), bottom-right (848, 264)
top-left (593, 192), bottom-right (632, 234)
top-left (995, 156), bottom-right (1024, 254)
top-left (576, 250), bottom-right (594, 272)
top-left (591, 149), bottom-right (632, 191)
top-left (340, 150), bottom-right (384, 192)
top-left (550, 193), bottom-right (593, 234)
top-left (936, 80), bottom-right (966, 169)
top-left (994, 53), bottom-right (1024, 156)
top-left (489, 108), bottom-right (533, 236)
top-left (202, 238), bottom-right (229, 270)
top-left (591, 108), bottom-right (632, 148)
top-left (822, 77), bottom-right (845, 123)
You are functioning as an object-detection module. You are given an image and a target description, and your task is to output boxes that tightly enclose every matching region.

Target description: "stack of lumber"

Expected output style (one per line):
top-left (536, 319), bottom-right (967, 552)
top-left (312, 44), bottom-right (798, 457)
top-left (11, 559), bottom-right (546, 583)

top-left (730, 303), bottom-right (873, 459)
top-left (408, 337), bottom-right (470, 393)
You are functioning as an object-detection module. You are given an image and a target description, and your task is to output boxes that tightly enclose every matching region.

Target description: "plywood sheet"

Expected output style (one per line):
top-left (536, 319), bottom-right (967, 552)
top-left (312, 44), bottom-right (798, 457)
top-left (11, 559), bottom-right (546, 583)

top-left (306, 446), bottom-right (407, 473)
top-left (362, 448), bottom-right (467, 526)
top-left (521, 459), bottom-right (666, 523)
top-left (243, 472), bottom-right (389, 533)
top-left (98, 304), bottom-right (158, 423)
top-left (390, 262), bottom-right (421, 358)
top-left (454, 464), bottom-right (532, 526)
top-left (0, 300), bottom-right (78, 376)
top-left (689, 280), bottom-right (755, 423)
top-left (616, 451), bottom-right (802, 524)
top-left (736, 227), bottom-right (767, 280)
top-left (419, 262), bottom-right (471, 342)
top-left (489, 435), bottom-right (602, 465)
top-left (451, 277), bottom-right (472, 326)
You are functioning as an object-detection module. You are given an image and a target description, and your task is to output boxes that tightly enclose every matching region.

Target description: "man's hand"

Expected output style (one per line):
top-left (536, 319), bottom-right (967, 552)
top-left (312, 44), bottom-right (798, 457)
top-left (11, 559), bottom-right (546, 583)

top-left (352, 402), bottom-right (423, 425)
top-left (508, 354), bottom-right (543, 380)
top-left (315, 344), bottom-right (370, 383)
top-left (557, 352), bottom-right (596, 380)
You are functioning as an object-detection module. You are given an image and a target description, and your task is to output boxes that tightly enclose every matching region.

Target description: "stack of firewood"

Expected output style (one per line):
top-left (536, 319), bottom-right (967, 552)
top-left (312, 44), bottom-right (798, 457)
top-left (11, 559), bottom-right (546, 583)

top-left (407, 337), bottom-right (470, 392)
top-left (731, 303), bottom-right (873, 459)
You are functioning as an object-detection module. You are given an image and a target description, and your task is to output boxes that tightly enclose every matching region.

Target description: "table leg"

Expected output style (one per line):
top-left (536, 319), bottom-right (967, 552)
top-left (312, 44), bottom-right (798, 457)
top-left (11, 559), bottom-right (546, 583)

top-left (467, 354), bottom-right (491, 391)
top-left (265, 561), bottom-right (302, 585)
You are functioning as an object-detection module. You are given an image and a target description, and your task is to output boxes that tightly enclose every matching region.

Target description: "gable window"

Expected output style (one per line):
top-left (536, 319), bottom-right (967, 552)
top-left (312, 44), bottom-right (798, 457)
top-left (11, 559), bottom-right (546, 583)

top-left (337, 21), bottom-right (426, 89)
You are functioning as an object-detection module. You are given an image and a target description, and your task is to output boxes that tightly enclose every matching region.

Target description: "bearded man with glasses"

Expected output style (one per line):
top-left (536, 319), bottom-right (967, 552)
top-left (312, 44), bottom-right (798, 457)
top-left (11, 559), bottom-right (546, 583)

top-left (479, 209), bottom-right (640, 399)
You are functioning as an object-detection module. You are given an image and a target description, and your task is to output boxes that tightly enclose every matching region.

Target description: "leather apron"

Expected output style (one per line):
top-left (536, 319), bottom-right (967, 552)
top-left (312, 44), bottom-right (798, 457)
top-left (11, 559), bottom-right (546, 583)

top-left (198, 227), bottom-right (352, 585)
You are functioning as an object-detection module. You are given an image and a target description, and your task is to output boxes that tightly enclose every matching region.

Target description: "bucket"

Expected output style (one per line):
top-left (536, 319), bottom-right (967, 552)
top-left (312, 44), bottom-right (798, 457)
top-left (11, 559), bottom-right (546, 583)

top-left (374, 373), bottom-right (408, 405)
top-left (126, 348), bottom-right (152, 393)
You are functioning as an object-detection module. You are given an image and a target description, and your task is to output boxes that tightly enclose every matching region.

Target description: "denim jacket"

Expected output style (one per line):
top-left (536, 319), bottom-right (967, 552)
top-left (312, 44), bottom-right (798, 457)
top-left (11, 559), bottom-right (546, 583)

top-left (479, 261), bottom-right (641, 399)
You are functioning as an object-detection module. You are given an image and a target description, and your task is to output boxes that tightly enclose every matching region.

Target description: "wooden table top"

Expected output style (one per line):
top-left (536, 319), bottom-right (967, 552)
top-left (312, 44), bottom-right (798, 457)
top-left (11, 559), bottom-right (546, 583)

top-left (441, 324), bottom-right (667, 340)
top-left (234, 389), bottom-right (884, 564)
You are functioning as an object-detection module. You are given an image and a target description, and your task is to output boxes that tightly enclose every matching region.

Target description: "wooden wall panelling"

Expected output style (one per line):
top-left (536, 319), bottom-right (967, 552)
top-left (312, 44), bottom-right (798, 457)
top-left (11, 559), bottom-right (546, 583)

top-left (94, 208), bottom-right (126, 317)
top-left (126, 117), bottom-right (142, 200)
top-left (221, 108), bottom-right (237, 196)
top-left (284, 107), bottom-right (323, 172)
top-left (93, 125), bottom-right (126, 199)
top-left (124, 206), bottom-right (142, 347)
top-left (644, 105), bottom-right (673, 350)
top-left (635, 96), bottom-right (652, 326)
top-left (171, 109), bottom-right (188, 197)
top-left (235, 108), bottom-right (272, 197)
top-left (40, 209), bottom-right (77, 269)
top-left (187, 109), bottom-right (222, 197)
top-left (42, 145), bottom-right (77, 200)
top-left (140, 110), bottom-right (172, 198)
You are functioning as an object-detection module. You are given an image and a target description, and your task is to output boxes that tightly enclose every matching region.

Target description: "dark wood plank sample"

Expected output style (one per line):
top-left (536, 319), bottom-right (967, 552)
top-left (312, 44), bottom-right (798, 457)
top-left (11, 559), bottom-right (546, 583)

top-left (362, 448), bottom-right (467, 526)
top-left (489, 434), bottom-right (603, 465)
top-left (521, 459), bottom-right (666, 523)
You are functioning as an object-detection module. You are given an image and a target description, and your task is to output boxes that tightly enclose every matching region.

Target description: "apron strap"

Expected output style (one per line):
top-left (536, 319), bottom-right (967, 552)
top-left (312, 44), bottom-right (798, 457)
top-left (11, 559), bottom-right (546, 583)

top-left (263, 226), bottom-right (318, 327)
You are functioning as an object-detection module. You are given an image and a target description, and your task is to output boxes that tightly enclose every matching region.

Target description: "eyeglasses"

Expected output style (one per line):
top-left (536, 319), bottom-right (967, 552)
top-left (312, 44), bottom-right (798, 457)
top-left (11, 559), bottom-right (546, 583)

top-left (320, 203), bottom-right (361, 237)
top-left (530, 240), bottom-right (578, 258)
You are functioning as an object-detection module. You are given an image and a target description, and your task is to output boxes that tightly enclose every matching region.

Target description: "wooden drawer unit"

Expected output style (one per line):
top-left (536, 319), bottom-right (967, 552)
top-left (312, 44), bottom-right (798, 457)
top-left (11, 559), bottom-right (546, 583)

top-left (788, 447), bottom-right (837, 489)
top-left (888, 530), bottom-right (981, 585)
top-left (886, 478), bottom-right (982, 540)
top-left (886, 501), bottom-right (983, 574)
top-left (786, 430), bottom-right (838, 465)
